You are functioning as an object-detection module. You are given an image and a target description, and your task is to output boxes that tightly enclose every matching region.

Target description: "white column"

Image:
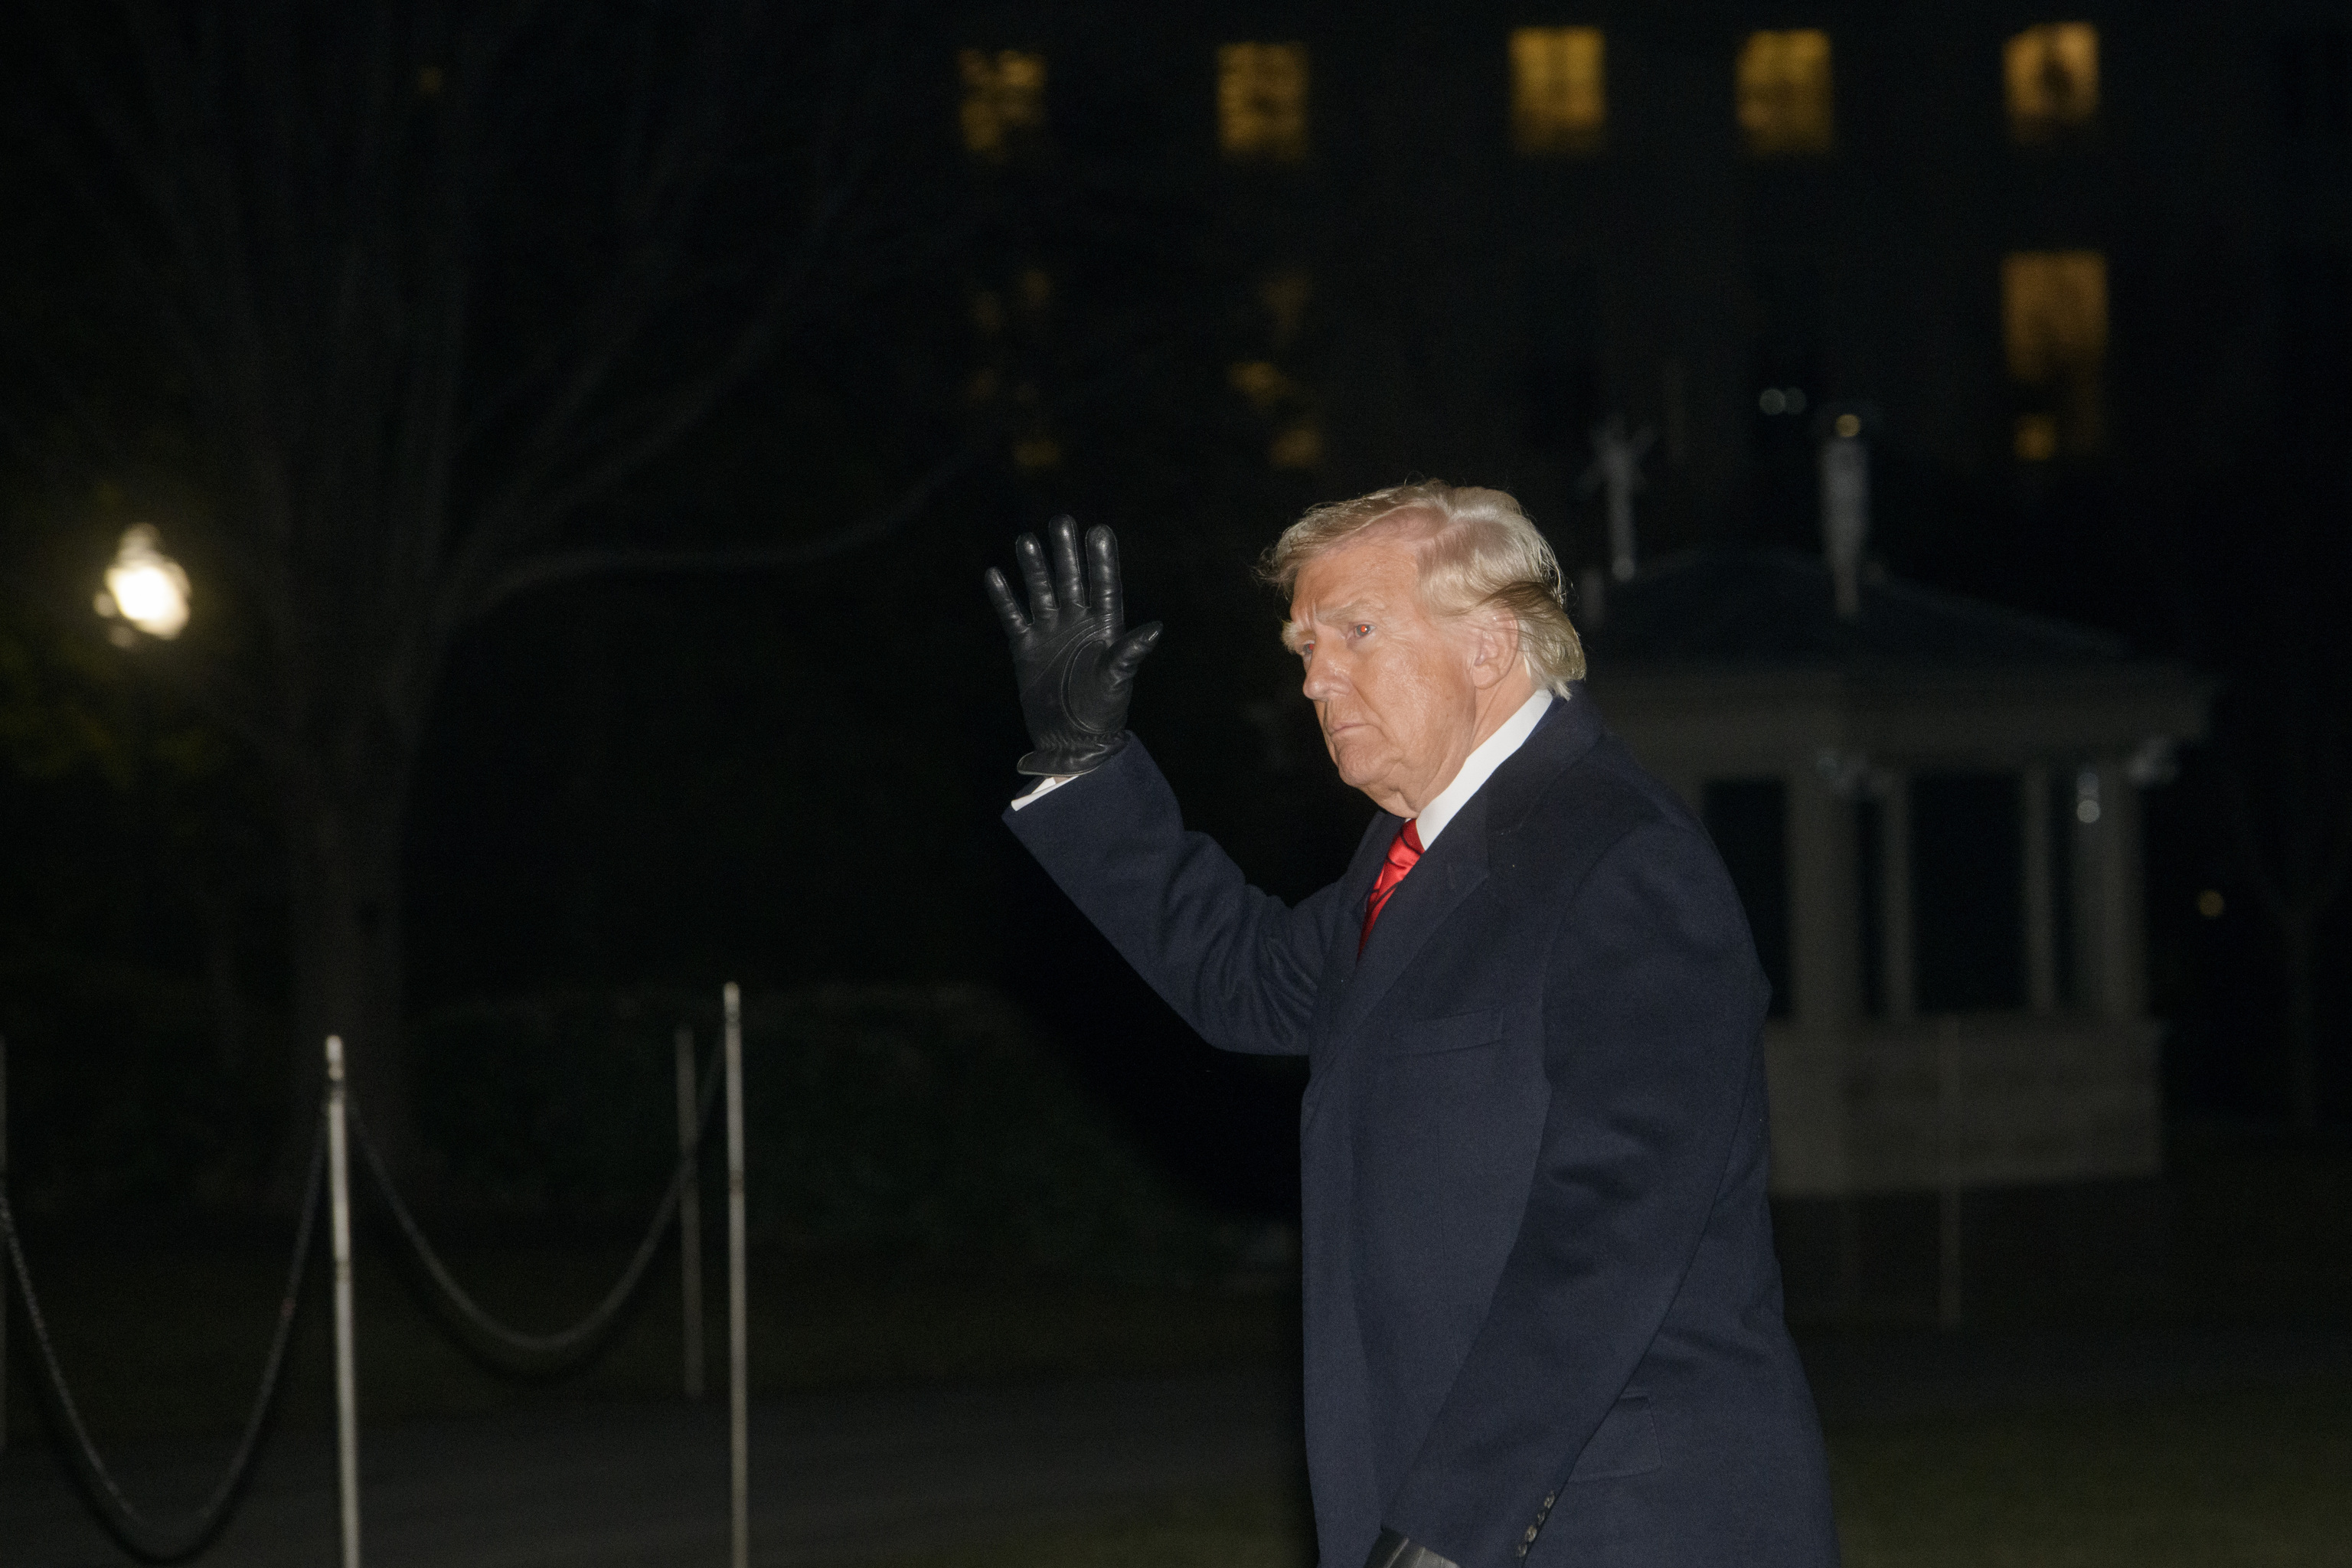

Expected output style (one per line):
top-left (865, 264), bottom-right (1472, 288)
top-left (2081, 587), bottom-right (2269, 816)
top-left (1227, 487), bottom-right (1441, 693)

top-left (2023, 766), bottom-right (2058, 1014)
top-left (1773, 770), bottom-right (1859, 1194)
top-left (2082, 760), bottom-right (2145, 1021)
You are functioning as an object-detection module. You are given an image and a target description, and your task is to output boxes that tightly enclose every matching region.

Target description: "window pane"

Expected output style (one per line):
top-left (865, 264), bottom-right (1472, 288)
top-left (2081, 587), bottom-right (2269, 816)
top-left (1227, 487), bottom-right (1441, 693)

top-left (1911, 773), bottom-right (2025, 1013)
top-left (1219, 43), bottom-right (1310, 163)
top-left (1511, 27), bottom-right (1606, 155)
top-left (2005, 23), bottom-right (2099, 144)
top-left (1705, 779), bottom-right (1792, 1018)
top-left (959, 49), bottom-right (1046, 162)
top-left (1737, 30), bottom-right (1834, 155)
top-left (2002, 250), bottom-right (2107, 457)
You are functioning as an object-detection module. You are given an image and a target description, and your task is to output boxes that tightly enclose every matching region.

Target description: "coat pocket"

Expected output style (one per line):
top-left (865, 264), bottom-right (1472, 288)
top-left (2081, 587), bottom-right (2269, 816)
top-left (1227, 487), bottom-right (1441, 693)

top-left (1381, 1008), bottom-right (1504, 1058)
top-left (1567, 1395), bottom-right (1661, 1483)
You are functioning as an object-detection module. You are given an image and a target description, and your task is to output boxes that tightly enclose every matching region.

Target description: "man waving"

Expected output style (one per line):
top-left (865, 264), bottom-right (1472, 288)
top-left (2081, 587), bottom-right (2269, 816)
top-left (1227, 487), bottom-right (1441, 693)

top-left (986, 484), bottom-right (1838, 1568)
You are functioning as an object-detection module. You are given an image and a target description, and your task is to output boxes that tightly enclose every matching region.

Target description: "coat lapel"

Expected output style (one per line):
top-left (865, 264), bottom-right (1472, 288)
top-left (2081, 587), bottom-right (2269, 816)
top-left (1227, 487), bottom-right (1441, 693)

top-left (1333, 798), bottom-right (1490, 1038)
top-left (1329, 687), bottom-right (1608, 1040)
top-left (1479, 682), bottom-right (1605, 838)
top-left (1314, 807), bottom-right (1395, 1018)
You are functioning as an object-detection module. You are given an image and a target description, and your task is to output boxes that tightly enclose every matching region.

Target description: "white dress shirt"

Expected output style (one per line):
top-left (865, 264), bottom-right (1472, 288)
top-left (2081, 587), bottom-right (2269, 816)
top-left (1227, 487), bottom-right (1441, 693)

top-left (1011, 688), bottom-right (1558, 827)
top-left (1408, 688), bottom-right (1553, 848)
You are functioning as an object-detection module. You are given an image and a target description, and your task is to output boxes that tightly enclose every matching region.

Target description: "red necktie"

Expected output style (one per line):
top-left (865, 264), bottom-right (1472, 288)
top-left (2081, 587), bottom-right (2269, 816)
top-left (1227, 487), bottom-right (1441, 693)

top-left (1361, 819), bottom-right (1424, 952)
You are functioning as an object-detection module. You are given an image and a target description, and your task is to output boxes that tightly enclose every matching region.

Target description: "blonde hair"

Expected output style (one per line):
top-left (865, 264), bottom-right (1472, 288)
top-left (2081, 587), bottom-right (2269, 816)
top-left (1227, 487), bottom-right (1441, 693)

top-left (1259, 480), bottom-right (1587, 691)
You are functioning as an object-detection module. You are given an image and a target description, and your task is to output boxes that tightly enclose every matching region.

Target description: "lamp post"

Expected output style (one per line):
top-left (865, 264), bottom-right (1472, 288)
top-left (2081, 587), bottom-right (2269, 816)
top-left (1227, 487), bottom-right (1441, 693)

top-left (93, 524), bottom-right (191, 645)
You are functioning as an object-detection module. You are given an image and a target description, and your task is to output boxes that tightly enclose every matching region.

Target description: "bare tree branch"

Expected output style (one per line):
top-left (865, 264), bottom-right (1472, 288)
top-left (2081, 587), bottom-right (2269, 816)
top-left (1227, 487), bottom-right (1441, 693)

top-left (465, 431), bottom-right (995, 620)
top-left (8, 0), bottom-right (954, 1166)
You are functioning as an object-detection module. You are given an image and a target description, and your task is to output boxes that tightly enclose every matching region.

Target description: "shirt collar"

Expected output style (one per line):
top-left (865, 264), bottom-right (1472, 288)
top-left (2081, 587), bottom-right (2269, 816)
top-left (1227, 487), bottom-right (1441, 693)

top-left (1414, 688), bottom-right (1556, 848)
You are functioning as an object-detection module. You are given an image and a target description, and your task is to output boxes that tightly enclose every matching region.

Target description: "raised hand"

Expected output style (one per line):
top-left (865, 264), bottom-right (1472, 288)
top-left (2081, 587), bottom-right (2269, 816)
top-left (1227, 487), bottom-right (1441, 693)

top-left (983, 515), bottom-right (1162, 776)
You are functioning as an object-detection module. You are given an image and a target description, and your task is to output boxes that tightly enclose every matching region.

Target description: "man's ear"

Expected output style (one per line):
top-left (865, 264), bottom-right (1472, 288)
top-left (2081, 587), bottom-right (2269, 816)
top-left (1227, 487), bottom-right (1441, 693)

top-left (1463, 609), bottom-right (1522, 690)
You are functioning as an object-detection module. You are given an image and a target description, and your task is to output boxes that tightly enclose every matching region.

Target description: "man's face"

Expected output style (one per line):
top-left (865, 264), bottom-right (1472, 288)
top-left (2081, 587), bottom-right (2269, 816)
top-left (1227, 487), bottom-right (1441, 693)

top-left (1286, 530), bottom-right (1484, 817)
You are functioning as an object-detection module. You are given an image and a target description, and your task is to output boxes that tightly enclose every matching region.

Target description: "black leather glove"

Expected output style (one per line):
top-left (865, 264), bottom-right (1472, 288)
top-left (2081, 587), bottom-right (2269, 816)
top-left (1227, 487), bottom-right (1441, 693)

top-left (983, 515), bottom-right (1161, 776)
top-left (1363, 1529), bottom-right (1461, 1568)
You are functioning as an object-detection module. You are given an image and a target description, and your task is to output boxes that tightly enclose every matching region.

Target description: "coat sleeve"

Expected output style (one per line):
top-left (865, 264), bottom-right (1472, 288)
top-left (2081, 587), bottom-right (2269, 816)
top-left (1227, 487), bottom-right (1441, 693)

top-left (1004, 736), bottom-right (1345, 1057)
top-left (1382, 819), bottom-right (1768, 1564)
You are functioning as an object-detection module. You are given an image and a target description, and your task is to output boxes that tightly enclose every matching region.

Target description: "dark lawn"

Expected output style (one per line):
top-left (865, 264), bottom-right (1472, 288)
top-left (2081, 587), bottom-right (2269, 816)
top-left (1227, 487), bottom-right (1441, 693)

top-left (864, 1381), bottom-right (2352, 1568)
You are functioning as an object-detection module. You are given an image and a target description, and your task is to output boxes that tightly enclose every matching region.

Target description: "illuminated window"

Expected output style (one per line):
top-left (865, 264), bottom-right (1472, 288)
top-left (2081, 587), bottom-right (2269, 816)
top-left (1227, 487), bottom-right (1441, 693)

top-left (1511, 28), bottom-right (1606, 155)
top-left (1269, 423), bottom-right (1323, 469)
top-left (2013, 413), bottom-right (2060, 462)
top-left (1232, 267), bottom-right (1319, 469)
top-left (970, 270), bottom-right (1050, 340)
top-left (1736, 31), bottom-right (1834, 155)
top-left (2002, 250), bottom-right (2107, 458)
top-left (2005, 24), bottom-right (2099, 144)
top-left (1219, 43), bottom-right (1309, 163)
top-left (1228, 360), bottom-right (1296, 413)
top-left (1228, 361), bottom-right (1321, 470)
top-left (969, 267), bottom-right (1059, 468)
top-left (960, 49), bottom-right (1045, 162)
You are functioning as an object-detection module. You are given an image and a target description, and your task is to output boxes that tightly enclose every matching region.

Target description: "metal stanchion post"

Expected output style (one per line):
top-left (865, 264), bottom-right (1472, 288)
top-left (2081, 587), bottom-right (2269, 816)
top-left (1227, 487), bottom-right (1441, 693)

top-left (326, 1036), bottom-right (363, 1568)
top-left (724, 984), bottom-right (749, 1568)
top-left (675, 1024), bottom-right (705, 1399)
top-left (2, 1031), bottom-right (9, 1457)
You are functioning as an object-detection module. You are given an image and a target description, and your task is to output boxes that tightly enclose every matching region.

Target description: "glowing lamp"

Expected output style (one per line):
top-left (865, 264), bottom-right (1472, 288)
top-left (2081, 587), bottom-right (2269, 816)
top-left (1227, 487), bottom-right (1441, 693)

top-left (94, 524), bottom-right (191, 641)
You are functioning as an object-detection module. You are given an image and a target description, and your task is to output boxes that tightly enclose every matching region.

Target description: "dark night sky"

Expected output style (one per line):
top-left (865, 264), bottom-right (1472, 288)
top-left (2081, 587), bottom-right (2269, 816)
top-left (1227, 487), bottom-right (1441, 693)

top-left (2, 1), bottom-right (2348, 1222)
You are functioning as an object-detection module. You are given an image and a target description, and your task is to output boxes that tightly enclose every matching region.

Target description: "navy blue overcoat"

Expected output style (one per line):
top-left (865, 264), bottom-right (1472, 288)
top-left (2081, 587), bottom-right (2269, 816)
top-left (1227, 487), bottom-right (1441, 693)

top-left (1007, 688), bottom-right (1840, 1568)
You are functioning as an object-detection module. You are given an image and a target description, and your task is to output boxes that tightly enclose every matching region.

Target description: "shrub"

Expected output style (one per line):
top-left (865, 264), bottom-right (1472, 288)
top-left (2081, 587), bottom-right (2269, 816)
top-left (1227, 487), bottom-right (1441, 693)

top-left (410, 983), bottom-right (1226, 1277)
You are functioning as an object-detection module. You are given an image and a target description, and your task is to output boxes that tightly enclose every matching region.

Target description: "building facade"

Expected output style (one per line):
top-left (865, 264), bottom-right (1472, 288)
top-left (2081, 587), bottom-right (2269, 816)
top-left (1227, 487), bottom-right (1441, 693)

top-left (949, 2), bottom-right (2350, 576)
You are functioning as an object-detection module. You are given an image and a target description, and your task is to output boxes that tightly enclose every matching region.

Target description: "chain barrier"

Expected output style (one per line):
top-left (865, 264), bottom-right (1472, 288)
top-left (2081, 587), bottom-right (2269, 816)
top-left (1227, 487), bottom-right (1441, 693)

top-left (6, 1029), bottom-right (722, 1560)
top-left (0, 1118), bottom-right (326, 1564)
top-left (347, 1040), bottom-right (721, 1367)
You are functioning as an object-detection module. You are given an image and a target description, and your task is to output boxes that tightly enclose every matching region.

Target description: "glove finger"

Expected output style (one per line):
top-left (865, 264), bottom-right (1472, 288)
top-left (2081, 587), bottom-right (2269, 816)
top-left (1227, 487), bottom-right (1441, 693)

top-left (1107, 620), bottom-right (1162, 684)
top-left (982, 568), bottom-right (1030, 639)
top-left (1014, 532), bottom-right (1057, 622)
top-left (1047, 514), bottom-right (1087, 612)
top-left (1086, 525), bottom-right (1124, 632)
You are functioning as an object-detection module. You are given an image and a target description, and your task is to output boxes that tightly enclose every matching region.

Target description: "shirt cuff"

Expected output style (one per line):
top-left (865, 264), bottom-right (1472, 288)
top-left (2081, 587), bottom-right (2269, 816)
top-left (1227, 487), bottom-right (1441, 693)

top-left (1009, 773), bottom-right (1077, 811)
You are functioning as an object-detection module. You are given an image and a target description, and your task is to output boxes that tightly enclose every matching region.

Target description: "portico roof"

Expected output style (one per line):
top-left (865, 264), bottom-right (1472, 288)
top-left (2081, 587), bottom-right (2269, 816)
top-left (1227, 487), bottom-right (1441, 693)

top-left (1584, 548), bottom-right (2127, 671)
top-left (1579, 548), bottom-right (2213, 771)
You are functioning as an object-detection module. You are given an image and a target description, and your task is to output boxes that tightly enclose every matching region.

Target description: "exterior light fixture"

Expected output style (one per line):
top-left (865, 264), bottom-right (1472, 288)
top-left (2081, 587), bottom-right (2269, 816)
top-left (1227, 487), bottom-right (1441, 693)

top-left (93, 524), bottom-right (191, 642)
top-left (2074, 768), bottom-right (2102, 825)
